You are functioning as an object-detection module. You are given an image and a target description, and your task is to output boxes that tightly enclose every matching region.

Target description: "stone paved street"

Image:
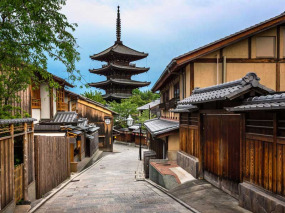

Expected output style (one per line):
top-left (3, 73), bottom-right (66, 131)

top-left (36, 144), bottom-right (191, 213)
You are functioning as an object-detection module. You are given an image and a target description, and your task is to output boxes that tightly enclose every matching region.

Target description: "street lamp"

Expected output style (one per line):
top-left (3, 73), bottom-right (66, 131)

top-left (126, 115), bottom-right (133, 127)
top-left (138, 123), bottom-right (142, 161)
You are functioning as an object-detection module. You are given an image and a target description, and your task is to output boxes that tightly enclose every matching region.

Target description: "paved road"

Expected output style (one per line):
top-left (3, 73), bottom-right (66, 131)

top-left (36, 144), bottom-right (191, 213)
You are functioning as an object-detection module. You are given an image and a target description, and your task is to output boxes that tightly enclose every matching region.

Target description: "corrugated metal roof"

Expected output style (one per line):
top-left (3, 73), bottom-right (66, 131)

top-left (144, 118), bottom-right (179, 136)
top-left (0, 118), bottom-right (36, 125)
top-left (137, 99), bottom-right (160, 110)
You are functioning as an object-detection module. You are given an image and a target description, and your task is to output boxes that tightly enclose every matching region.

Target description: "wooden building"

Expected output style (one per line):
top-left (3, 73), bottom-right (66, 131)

top-left (150, 12), bottom-right (285, 163)
top-left (137, 99), bottom-right (161, 117)
top-left (89, 6), bottom-right (150, 102)
top-left (65, 90), bottom-right (117, 152)
top-left (31, 74), bottom-right (74, 123)
top-left (172, 73), bottom-right (285, 212)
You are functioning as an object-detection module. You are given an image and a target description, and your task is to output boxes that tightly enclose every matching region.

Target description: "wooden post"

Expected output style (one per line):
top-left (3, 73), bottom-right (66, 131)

top-left (23, 123), bottom-right (29, 201)
top-left (273, 113), bottom-right (277, 193)
top-left (10, 124), bottom-right (15, 207)
top-left (198, 113), bottom-right (204, 178)
top-left (31, 123), bottom-right (35, 182)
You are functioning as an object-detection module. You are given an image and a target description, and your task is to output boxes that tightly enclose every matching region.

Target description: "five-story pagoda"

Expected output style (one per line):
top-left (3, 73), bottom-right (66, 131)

top-left (89, 6), bottom-right (150, 102)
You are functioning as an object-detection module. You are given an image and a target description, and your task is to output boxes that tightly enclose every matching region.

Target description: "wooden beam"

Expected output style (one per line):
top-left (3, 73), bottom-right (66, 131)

top-left (277, 25), bottom-right (280, 60)
top-left (190, 62), bottom-right (194, 95)
top-left (248, 37), bottom-right (252, 59)
top-left (273, 113), bottom-right (277, 193)
top-left (193, 58), bottom-right (281, 63)
top-left (23, 123), bottom-right (29, 201)
top-left (49, 88), bottom-right (53, 119)
top-left (276, 62), bottom-right (280, 92)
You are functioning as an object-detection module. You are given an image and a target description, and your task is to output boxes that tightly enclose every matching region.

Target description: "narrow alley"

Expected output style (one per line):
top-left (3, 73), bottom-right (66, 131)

top-left (35, 144), bottom-right (191, 213)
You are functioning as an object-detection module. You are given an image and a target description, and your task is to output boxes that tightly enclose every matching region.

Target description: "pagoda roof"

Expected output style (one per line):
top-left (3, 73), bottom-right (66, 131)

top-left (89, 79), bottom-right (150, 89)
top-left (90, 42), bottom-right (148, 62)
top-left (103, 93), bottom-right (132, 100)
top-left (89, 63), bottom-right (149, 75)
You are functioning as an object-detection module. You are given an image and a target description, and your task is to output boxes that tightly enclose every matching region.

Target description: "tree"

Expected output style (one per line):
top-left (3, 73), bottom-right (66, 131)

top-left (0, 0), bottom-right (80, 118)
top-left (109, 89), bottom-right (160, 128)
top-left (137, 110), bottom-right (156, 130)
top-left (82, 90), bottom-right (106, 105)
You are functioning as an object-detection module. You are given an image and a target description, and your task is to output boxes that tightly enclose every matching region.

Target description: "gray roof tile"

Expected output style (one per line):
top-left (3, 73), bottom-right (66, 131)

top-left (144, 118), bottom-right (179, 136)
top-left (137, 99), bottom-right (160, 110)
top-left (0, 118), bottom-right (36, 125)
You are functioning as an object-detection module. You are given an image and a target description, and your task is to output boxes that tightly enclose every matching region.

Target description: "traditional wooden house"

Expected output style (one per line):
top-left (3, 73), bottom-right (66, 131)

top-left (65, 90), bottom-right (117, 152)
top-left (173, 72), bottom-right (273, 197)
top-left (31, 74), bottom-right (74, 123)
top-left (137, 99), bottom-right (161, 117)
top-left (144, 118), bottom-right (179, 160)
top-left (149, 12), bottom-right (285, 164)
top-left (227, 92), bottom-right (285, 212)
top-left (89, 6), bottom-right (150, 102)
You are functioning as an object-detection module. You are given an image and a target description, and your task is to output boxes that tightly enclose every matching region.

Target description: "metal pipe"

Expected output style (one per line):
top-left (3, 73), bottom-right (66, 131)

top-left (139, 124), bottom-right (142, 161)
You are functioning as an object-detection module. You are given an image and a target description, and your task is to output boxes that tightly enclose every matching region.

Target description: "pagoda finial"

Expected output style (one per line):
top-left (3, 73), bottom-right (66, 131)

top-left (116, 5), bottom-right (122, 44)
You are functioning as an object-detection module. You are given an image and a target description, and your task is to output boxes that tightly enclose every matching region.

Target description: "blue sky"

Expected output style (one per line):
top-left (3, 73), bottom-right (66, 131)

top-left (48, 0), bottom-right (285, 94)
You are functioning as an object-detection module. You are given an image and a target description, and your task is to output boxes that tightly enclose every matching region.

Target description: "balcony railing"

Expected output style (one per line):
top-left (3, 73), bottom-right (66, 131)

top-left (169, 98), bottom-right (178, 109)
top-left (159, 103), bottom-right (165, 109)
top-left (32, 98), bottom-right (41, 109)
top-left (57, 102), bottom-right (68, 111)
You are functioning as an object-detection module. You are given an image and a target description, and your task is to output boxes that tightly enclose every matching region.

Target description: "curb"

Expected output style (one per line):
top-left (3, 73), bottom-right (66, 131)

top-left (29, 155), bottom-right (106, 213)
top-left (144, 179), bottom-right (200, 213)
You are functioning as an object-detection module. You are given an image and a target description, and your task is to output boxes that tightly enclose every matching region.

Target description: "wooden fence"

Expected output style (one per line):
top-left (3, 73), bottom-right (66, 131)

top-left (14, 164), bottom-right (23, 203)
top-left (243, 111), bottom-right (285, 196)
top-left (34, 136), bottom-right (70, 199)
top-left (0, 121), bottom-right (34, 211)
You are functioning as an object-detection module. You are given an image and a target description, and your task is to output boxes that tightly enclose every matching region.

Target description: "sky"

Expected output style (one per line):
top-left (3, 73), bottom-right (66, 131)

top-left (47, 0), bottom-right (285, 94)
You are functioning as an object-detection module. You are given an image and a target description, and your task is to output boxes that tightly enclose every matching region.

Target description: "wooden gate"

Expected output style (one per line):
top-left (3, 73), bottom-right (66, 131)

top-left (203, 114), bottom-right (241, 182)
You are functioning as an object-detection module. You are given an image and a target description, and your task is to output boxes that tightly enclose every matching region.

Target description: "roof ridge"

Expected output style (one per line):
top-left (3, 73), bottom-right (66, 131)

top-left (193, 72), bottom-right (260, 94)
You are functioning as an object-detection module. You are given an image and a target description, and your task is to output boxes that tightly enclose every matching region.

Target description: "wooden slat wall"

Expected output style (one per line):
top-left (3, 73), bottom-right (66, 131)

top-left (180, 126), bottom-right (199, 158)
top-left (203, 114), bottom-right (241, 182)
top-left (243, 111), bottom-right (285, 196)
top-left (0, 137), bottom-right (14, 209)
top-left (34, 136), bottom-right (70, 199)
top-left (77, 102), bottom-right (113, 151)
top-left (179, 112), bottom-right (200, 158)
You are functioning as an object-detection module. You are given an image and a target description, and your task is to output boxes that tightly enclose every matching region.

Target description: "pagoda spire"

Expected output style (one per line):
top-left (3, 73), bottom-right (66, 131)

top-left (116, 6), bottom-right (122, 44)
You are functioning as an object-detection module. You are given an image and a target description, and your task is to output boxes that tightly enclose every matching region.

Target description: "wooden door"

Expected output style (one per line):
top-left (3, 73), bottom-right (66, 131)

top-left (203, 114), bottom-right (241, 182)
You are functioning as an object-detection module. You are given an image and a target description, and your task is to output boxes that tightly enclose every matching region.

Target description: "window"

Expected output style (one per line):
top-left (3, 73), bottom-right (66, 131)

top-left (31, 83), bottom-right (41, 109)
top-left (256, 36), bottom-right (276, 58)
top-left (174, 82), bottom-right (180, 101)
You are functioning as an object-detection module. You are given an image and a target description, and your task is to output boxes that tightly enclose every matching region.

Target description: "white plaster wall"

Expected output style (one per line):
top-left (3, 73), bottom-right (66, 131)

top-left (40, 83), bottom-right (51, 119)
top-left (53, 88), bottom-right (57, 116)
top-left (32, 109), bottom-right (41, 124)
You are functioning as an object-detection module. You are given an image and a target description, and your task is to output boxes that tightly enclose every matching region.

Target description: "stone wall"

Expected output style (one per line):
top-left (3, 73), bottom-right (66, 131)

top-left (239, 182), bottom-right (285, 213)
top-left (177, 151), bottom-right (199, 178)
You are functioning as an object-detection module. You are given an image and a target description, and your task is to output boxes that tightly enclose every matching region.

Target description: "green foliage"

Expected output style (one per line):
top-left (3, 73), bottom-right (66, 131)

top-left (109, 89), bottom-right (160, 128)
top-left (82, 90), bottom-right (107, 105)
top-left (137, 110), bottom-right (156, 130)
top-left (0, 0), bottom-right (80, 118)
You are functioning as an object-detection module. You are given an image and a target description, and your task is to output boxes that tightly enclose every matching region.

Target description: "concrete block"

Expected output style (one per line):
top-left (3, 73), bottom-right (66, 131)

top-left (239, 182), bottom-right (285, 213)
top-left (177, 151), bottom-right (199, 178)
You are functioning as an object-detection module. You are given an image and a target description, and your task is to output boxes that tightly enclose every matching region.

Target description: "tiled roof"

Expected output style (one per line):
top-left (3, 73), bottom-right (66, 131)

top-left (228, 93), bottom-right (285, 111)
top-left (53, 112), bottom-right (78, 123)
top-left (89, 79), bottom-right (150, 88)
top-left (170, 104), bottom-right (198, 113)
top-left (90, 43), bottom-right (148, 62)
top-left (89, 63), bottom-right (149, 75)
top-left (178, 73), bottom-right (273, 105)
top-left (144, 118), bottom-right (179, 136)
top-left (137, 99), bottom-right (160, 110)
top-left (103, 93), bottom-right (132, 100)
top-left (0, 118), bottom-right (36, 125)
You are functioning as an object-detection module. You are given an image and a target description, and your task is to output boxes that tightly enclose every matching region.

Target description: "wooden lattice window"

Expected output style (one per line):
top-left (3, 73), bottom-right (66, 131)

top-left (174, 82), bottom-right (180, 101)
top-left (31, 84), bottom-right (41, 109)
top-left (56, 89), bottom-right (68, 111)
